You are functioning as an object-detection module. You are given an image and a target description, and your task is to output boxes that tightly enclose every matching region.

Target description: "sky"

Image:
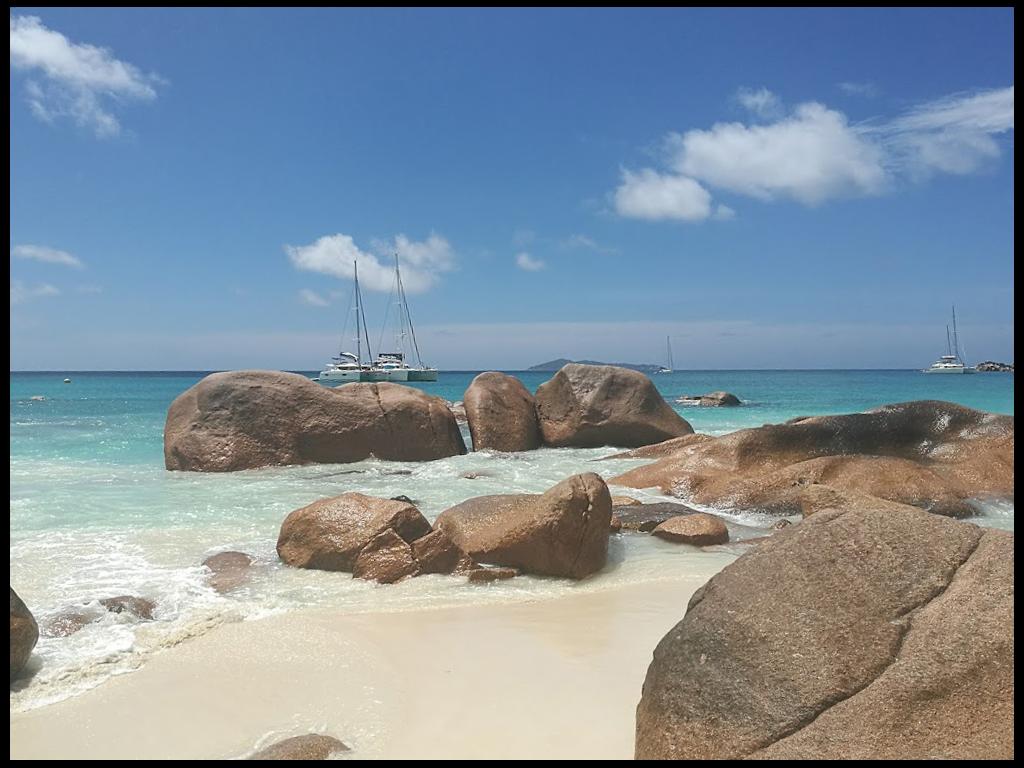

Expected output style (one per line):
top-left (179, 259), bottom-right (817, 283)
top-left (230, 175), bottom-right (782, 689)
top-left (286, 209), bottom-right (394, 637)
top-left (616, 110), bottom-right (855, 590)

top-left (9, 8), bottom-right (1015, 370)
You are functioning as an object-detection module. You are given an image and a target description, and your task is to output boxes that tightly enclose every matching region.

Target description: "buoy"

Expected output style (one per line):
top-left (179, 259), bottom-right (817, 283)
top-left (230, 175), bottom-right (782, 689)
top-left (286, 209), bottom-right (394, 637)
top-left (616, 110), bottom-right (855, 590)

top-left (63, 378), bottom-right (71, 383)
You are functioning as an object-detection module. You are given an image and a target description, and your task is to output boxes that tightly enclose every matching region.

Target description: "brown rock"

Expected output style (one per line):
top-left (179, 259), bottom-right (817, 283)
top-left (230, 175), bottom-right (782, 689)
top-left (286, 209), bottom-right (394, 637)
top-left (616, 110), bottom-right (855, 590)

top-left (606, 433), bottom-right (714, 460)
top-left (635, 504), bottom-right (1014, 759)
top-left (610, 495), bottom-right (642, 507)
top-left (10, 588), bottom-right (38, 683)
top-left (42, 611), bottom-right (93, 638)
top-left (435, 473), bottom-right (612, 578)
top-left (203, 551), bottom-right (254, 593)
top-left (411, 529), bottom-right (476, 575)
top-left (164, 371), bottom-right (466, 472)
top-left (534, 364), bottom-right (693, 448)
top-left (277, 493), bottom-right (432, 571)
top-left (464, 372), bottom-right (542, 452)
top-left (612, 502), bottom-right (702, 532)
top-left (99, 595), bottom-right (156, 620)
top-left (352, 529), bottom-right (419, 584)
top-left (249, 734), bottom-right (349, 760)
top-left (612, 400), bottom-right (1013, 518)
top-left (467, 566), bottom-right (519, 582)
top-left (652, 513), bottom-right (729, 545)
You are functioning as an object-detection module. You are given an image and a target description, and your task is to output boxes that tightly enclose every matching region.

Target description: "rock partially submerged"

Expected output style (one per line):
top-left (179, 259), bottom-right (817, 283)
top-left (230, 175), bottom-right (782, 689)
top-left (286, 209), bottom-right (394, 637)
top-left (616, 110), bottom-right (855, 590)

top-left (164, 371), bottom-right (466, 472)
top-left (277, 493), bottom-right (473, 583)
top-left (435, 473), bottom-right (612, 579)
top-left (652, 513), bottom-right (729, 545)
top-left (10, 588), bottom-right (38, 683)
top-left (99, 595), bottom-right (156, 620)
top-left (535, 364), bottom-right (693, 448)
top-left (611, 502), bottom-right (702, 533)
top-left (43, 594), bottom-right (158, 637)
top-left (612, 400), bottom-right (1013, 518)
top-left (249, 734), bottom-right (349, 760)
top-left (676, 391), bottom-right (741, 407)
top-left (202, 551), bottom-right (254, 594)
top-left (464, 371), bottom-right (542, 452)
top-left (635, 504), bottom-right (1014, 759)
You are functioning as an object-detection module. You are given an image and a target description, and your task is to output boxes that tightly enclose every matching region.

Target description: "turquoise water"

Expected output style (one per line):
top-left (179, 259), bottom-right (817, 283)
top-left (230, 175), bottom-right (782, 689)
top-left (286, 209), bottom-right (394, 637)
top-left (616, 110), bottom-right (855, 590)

top-left (8, 369), bottom-right (1015, 710)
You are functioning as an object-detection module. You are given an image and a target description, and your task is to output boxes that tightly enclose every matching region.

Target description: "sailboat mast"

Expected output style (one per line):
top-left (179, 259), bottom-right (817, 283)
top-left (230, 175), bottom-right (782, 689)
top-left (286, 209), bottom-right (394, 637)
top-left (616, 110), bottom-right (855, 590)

top-left (354, 261), bottom-right (361, 366)
top-left (396, 255), bottom-right (425, 368)
top-left (946, 325), bottom-right (951, 356)
top-left (666, 336), bottom-right (673, 370)
top-left (951, 305), bottom-right (960, 360)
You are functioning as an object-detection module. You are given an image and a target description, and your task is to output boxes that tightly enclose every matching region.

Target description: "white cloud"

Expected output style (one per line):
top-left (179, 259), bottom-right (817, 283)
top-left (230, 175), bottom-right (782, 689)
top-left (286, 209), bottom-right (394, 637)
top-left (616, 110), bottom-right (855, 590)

top-left (878, 87), bottom-right (1015, 178)
top-left (11, 243), bottom-right (83, 268)
top-left (612, 86), bottom-right (1013, 219)
top-left (613, 168), bottom-right (713, 221)
top-left (285, 232), bottom-right (454, 293)
top-left (76, 284), bottom-right (103, 294)
top-left (298, 289), bottom-right (329, 307)
top-left (737, 86), bottom-right (782, 119)
top-left (11, 281), bottom-right (60, 305)
top-left (671, 102), bottom-right (888, 204)
top-left (515, 252), bottom-right (545, 271)
top-left (10, 15), bottom-right (162, 137)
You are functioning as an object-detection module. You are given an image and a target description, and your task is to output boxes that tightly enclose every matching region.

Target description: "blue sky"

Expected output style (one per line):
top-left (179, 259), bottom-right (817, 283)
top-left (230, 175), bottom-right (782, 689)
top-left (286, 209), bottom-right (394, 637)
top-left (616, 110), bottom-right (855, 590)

top-left (10, 8), bottom-right (1015, 370)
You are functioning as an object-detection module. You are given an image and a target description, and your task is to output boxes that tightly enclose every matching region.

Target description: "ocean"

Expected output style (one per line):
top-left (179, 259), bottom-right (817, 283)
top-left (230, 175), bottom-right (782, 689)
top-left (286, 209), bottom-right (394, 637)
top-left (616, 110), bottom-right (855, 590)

top-left (9, 369), bottom-right (1015, 711)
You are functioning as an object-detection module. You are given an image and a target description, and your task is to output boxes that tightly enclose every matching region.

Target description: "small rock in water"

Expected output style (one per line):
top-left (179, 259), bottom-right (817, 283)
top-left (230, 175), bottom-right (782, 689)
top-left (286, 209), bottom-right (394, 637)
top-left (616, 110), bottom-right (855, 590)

top-left (613, 502), bottom-right (701, 532)
top-left (467, 566), bottom-right (518, 582)
top-left (43, 611), bottom-right (93, 638)
top-left (99, 595), bottom-right (157, 620)
top-left (249, 734), bottom-right (349, 760)
top-left (652, 513), bottom-right (730, 546)
top-left (381, 469), bottom-right (413, 476)
top-left (461, 471), bottom-right (492, 480)
top-left (202, 551), bottom-right (254, 594)
top-left (390, 494), bottom-right (416, 505)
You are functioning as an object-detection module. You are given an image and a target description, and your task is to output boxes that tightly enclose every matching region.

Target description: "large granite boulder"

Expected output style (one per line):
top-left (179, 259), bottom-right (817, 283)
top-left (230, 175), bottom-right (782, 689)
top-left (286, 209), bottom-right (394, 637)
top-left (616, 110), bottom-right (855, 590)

top-left (534, 364), bottom-right (693, 448)
top-left (10, 587), bottom-right (38, 683)
top-left (435, 473), bottom-right (612, 578)
top-left (635, 504), bottom-right (1014, 759)
top-left (164, 371), bottom-right (466, 471)
top-left (612, 401), bottom-right (1013, 518)
top-left (464, 372), bottom-right (541, 452)
top-left (277, 493), bottom-right (473, 583)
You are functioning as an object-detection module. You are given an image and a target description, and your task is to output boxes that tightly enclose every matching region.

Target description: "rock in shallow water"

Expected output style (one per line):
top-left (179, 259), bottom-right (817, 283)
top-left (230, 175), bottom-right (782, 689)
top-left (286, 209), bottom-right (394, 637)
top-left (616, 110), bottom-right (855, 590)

top-left (10, 587), bottom-right (38, 683)
top-left (534, 364), bottom-right (693, 448)
top-left (202, 551), bottom-right (254, 594)
top-left (635, 504), bottom-right (1014, 759)
top-left (164, 370), bottom-right (465, 472)
top-left (652, 513), bottom-right (729, 545)
top-left (612, 502), bottom-right (702, 533)
top-left (435, 473), bottom-right (612, 579)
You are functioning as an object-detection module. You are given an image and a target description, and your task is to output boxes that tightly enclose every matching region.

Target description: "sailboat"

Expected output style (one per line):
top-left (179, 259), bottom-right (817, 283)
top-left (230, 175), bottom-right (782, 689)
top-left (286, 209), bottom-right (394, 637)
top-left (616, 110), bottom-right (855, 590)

top-left (922, 306), bottom-right (976, 374)
top-left (315, 261), bottom-right (374, 383)
top-left (656, 336), bottom-right (674, 374)
top-left (366, 255), bottom-right (437, 382)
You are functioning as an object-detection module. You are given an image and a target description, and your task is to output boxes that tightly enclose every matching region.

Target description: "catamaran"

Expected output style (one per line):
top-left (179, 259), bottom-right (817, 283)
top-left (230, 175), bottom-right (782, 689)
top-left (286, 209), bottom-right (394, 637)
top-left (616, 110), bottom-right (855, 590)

top-left (315, 261), bottom-right (374, 383)
top-left (366, 255), bottom-right (437, 382)
top-left (923, 306), bottom-right (976, 374)
top-left (656, 336), bottom-right (674, 374)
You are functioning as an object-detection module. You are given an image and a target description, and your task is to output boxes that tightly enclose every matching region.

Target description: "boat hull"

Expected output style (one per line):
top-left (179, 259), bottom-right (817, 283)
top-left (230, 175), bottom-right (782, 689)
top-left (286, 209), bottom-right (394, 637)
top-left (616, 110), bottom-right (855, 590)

top-left (921, 367), bottom-right (976, 374)
top-left (316, 370), bottom-right (362, 382)
top-left (362, 369), bottom-right (410, 382)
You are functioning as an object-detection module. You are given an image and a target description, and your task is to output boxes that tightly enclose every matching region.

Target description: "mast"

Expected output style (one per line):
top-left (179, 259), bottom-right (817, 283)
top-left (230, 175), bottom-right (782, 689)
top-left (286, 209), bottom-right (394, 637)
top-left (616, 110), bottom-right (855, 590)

top-left (946, 325), bottom-right (951, 356)
top-left (354, 261), bottom-right (362, 365)
top-left (359, 263), bottom-right (373, 365)
top-left (666, 336), bottom-right (674, 370)
top-left (951, 305), bottom-right (960, 361)
top-left (396, 254), bottom-right (425, 368)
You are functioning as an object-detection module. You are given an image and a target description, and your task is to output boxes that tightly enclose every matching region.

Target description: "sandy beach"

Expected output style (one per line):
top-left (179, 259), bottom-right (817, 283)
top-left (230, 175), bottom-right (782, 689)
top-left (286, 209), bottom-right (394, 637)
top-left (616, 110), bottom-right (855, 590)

top-left (10, 556), bottom-right (733, 760)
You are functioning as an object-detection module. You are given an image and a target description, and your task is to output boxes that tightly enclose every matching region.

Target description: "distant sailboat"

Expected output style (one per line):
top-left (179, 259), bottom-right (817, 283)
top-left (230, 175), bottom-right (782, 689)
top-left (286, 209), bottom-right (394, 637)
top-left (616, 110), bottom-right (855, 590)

top-left (315, 261), bottom-right (374, 383)
top-left (922, 306), bottom-right (976, 374)
top-left (656, 336), bottom-right (674, 374)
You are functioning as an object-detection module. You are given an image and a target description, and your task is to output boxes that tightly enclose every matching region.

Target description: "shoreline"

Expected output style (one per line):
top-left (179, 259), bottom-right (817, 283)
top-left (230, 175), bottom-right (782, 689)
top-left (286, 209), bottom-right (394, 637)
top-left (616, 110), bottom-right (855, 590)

top-left (9, 561), bottom-right (733, 760)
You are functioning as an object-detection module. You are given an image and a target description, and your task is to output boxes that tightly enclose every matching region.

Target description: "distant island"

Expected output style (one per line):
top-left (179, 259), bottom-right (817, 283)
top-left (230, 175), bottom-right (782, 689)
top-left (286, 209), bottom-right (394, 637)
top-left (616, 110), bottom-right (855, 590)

top-left (528, 358), bottom-right (664, 373)
top-left (975, 361), bottom-right (1014, 372)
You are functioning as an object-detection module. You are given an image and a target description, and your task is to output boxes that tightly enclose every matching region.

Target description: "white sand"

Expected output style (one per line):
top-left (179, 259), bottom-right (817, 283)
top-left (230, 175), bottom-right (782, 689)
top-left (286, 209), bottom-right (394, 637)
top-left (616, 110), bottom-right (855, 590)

top-left (9, 557), bottom-right (732, 760)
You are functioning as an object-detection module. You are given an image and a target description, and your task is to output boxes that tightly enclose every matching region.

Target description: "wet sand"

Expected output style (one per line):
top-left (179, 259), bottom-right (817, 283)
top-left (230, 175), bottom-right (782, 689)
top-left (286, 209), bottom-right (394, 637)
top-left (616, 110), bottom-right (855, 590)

top-left (9, 557), bottom-right (732, 760)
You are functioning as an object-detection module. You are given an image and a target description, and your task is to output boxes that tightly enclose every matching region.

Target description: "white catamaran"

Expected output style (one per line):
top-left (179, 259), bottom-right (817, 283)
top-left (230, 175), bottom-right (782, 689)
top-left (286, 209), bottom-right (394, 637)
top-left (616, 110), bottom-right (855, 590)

top-left (923, 306), bottom-right (976, 374)
top-left (366, 255), bottom-right (437, 382)
top-left (316, 261), bottom-right (374, 383)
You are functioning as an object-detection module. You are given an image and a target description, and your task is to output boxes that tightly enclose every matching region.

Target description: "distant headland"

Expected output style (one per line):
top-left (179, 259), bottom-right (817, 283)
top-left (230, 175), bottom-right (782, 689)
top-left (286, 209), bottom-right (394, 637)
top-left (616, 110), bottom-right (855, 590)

top-left (975, 361), bottom-right (1014, 372)
top-left (527, 358), bottom-right (663, 373)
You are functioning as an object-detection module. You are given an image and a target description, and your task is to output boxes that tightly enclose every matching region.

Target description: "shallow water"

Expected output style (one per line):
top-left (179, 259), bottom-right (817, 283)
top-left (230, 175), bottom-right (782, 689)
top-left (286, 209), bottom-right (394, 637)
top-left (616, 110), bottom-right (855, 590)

top-left (9, 369), bottom-right (1014, 711)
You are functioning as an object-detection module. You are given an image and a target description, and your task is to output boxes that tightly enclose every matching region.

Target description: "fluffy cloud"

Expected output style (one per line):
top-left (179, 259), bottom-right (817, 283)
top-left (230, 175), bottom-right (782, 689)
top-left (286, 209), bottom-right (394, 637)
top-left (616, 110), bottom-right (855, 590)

top-left (736, 86), bottom-right (782, 119)
top-left (10, 15), bottom-right (162, 137)
top-left (515, 252), bottom-right (545, 271)
top-left (613, 86), bottom-right (1013, 220)
top-left (11, 244), bottom-right (83, 268)
top-left (11, 281), bottom-right (60, 305)
top-left (613, 169), bottom-right (713, 221)
top-left (285, 232), bottom-right (454, 293)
